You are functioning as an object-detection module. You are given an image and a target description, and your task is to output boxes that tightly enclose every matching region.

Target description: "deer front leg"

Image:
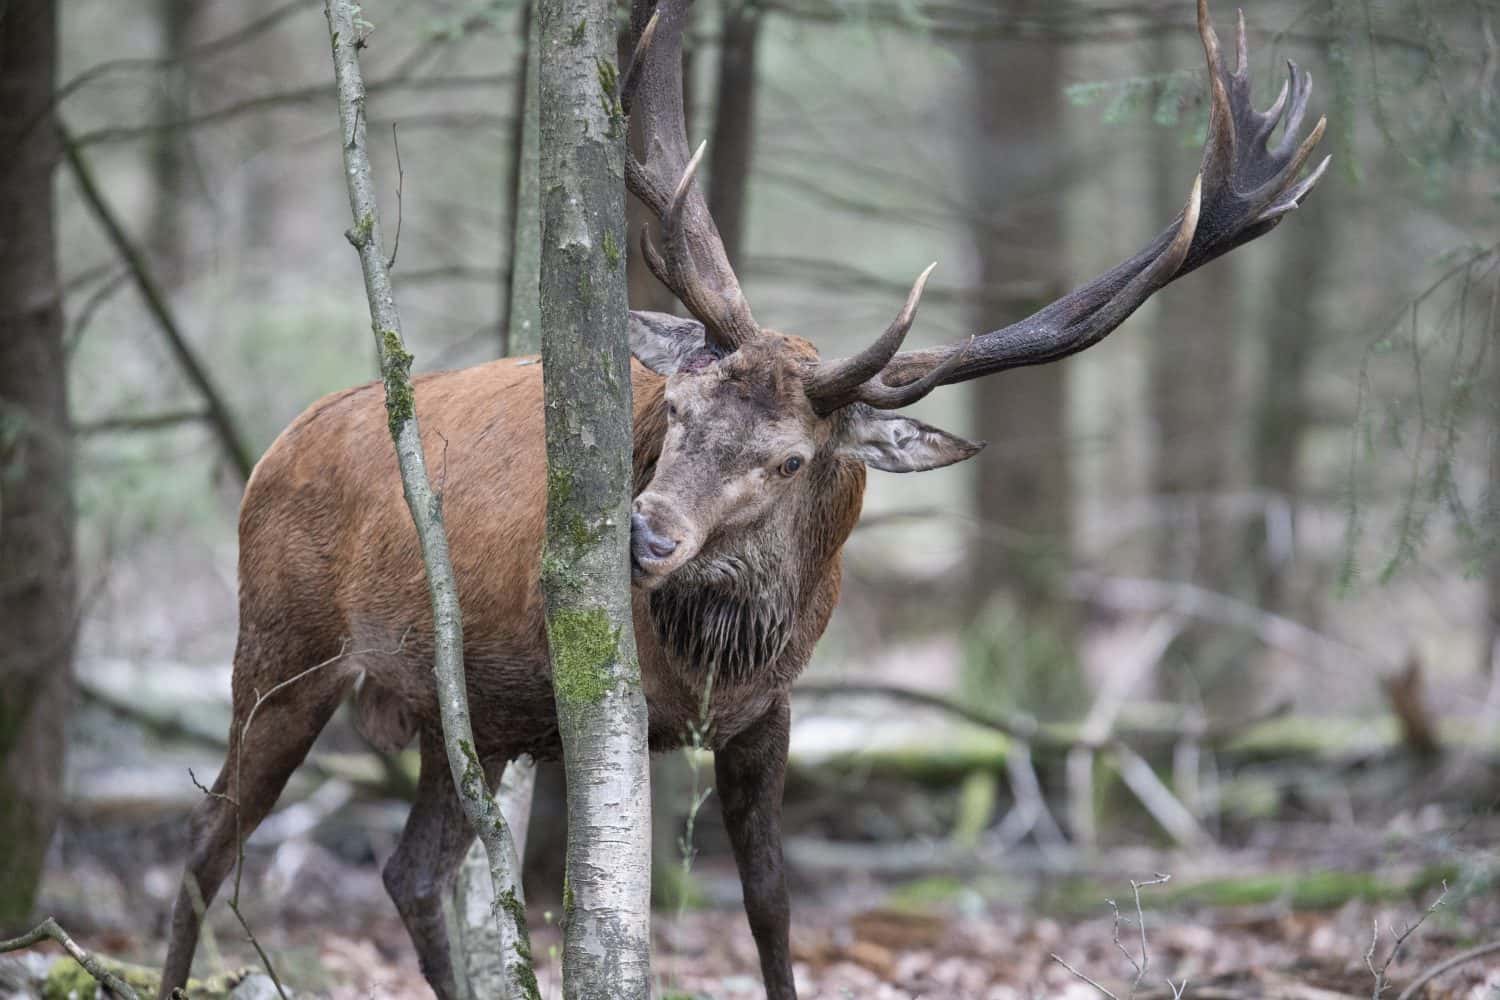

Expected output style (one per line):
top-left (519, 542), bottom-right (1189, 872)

top-left (715, 696), bottom-right (796, 1000)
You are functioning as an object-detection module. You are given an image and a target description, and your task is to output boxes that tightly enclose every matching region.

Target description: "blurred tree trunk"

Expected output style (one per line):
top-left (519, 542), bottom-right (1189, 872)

top-left (964, 18), bottom-right (1077, 714)
top-left (707, 0), bottom-right (760, 270)
top-left (1148, 32), bottom-right (1238, 697)
top-left (502, 0), bottom-right (542, 356)
top-left (0, 0), bottom-right (74, 932)
top-left (1485, 331), bottom-right (1500, 676)
top-left (538, 0), bottom-right (652, 995)
top-left (1244, 199), bottom-right (1329, 617)
top-left (150, 0), bottom-right (199, 286)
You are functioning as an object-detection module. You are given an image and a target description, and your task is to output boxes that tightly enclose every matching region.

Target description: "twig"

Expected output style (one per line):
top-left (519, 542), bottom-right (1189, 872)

top-left (73, 408), bottom-right (209, 435)
top-left (1051, 952), bottom-right (1121, 1000)
top-left (387, 123), bottom-right (404, 271)
top-left (192, 637), bottom-right (405, 1000)
top-left (61, 130), bottom-right (256, 482)
top-left (0, 918), bottom-right (141, 999)
top-left (69, 73), bottom-right (512, 148)
top-left (11, 0), bottom-right (309, 153)
top-left (1395, 938), bottom-right (1500, 1000)
top-left (64, 268), bottom-right (129, 354)
top-left (1366, 882), bottom-right (1449, 998)
top-left (1108, 874), bottom-right (1172, 999)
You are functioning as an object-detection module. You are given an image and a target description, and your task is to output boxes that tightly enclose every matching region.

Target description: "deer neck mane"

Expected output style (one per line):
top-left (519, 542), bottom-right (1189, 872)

top-left (647, 547), bottom-right (798, 685)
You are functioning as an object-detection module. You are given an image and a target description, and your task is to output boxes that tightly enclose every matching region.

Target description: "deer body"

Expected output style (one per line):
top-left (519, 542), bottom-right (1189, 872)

top-left (162, 1), bottom-right (1330, 996)
top-left (236, 353), bottom-right (857, 762)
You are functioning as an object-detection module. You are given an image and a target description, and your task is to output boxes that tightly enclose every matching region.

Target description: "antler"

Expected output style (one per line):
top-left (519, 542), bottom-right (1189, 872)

top-left (804, 0), bottom-right (1330, 412)
top-left (625, 0), bottom-right (760, 353)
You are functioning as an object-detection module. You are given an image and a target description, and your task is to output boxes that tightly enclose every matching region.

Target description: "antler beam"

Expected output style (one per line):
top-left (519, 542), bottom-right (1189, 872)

top-left (805, 0), bottom-right (1329, 409)
top-left (626, 0), bottom-right (760, 353)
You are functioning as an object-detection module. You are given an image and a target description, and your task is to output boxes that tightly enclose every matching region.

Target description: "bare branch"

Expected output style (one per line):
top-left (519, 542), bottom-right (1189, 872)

top-left (0, 918), bottom-right (141, 999)
top-left (1366, 882), bottom-right (1449, 999)
top-left (61, 130), bottom-right (256, 482)
top-left (1395, 938), bottom-right (1500, 1000)
top-left (1051, 952), bottom-right (1121, 1000)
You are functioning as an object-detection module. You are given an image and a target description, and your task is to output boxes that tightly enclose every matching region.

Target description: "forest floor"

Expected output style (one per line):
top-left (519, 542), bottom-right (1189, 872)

top-left (13, 829), bottom-right (1500, 1000)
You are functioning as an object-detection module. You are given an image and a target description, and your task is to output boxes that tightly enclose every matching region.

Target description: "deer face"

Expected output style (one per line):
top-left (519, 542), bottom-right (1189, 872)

top-left (628, 317), bottom-right (981, 589)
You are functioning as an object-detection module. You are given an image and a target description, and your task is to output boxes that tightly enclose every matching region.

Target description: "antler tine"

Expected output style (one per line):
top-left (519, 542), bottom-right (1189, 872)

top-left (625, 0), bottom-right (759, 352)
top-left (855, 337), bottom-right (974, 410)
top-left (853, 0), bottom-right (1328, 400)
top-left (1273, 64), bottom-right (1315, 159)
top-left (639, 226), bottom-right (672, 292)
top-left (1252, 67), bottom-right (1291, 147)
top-left (1198, 0), bottom-right (1236, 193)
top-left (1234, 8), bottom-right (1249, 77)
top-left (805, 263), bottom-right (937, 414)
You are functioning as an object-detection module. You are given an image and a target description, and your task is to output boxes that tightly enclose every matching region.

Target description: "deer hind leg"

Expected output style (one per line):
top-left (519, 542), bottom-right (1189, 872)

top-left (384, 727), bottom-right (498, 1000)
top-left (157, 649), bottom-right (349, 999)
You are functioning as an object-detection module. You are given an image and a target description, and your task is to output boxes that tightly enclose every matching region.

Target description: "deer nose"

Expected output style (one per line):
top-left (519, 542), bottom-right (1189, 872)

top-left (630, 513), bottom-right (678, 560)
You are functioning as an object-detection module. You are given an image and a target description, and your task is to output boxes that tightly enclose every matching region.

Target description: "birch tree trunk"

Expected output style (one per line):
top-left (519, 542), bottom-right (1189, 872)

top-left (538, 0), bottom-right (653, 995)
top-left (0, 0), bottom-right (73, 932)
top-left (323, 4), bottom-right (537, 998)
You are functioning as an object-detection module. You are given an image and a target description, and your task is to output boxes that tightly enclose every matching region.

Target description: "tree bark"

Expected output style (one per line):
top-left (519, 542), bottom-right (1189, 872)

top-left (0, 0), bottom-right (74, 932)
top-left (324, 4), bottom-right (538, 998)
top-left (707, 0), bottom-right (761, 270)
top-left (538, 0), bottom-right (653, 995)
top-left (964, 16), bottom-right (1077, 714)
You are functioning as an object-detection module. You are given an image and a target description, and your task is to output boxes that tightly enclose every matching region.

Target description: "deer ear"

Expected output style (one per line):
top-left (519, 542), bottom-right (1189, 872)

top-left (629, 311), bottom-right (707, 375)
top-left (837, 407), bottom-right (985, 473)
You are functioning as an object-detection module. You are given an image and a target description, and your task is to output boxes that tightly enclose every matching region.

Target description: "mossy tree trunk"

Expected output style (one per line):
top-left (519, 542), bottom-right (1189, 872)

top-left (538, 0), bottom-right (652, 996)
top-left (0, 0), bottom-right (73, 933)
top-left (324, 3), bottom-right (537, 997)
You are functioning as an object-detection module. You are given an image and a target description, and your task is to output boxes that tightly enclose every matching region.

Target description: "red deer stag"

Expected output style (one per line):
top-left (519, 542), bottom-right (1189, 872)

top-left (160, 1), bottom-right (1327, 997)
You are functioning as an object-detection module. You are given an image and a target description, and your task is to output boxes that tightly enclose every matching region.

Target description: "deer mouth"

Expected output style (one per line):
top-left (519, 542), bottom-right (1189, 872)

top-left (630, 551), bottom-right (676, 590)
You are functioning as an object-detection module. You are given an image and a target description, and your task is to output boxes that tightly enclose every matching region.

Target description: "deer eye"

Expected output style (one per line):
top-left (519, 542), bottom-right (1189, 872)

top-left (779, 456), bottom-right (803, 477)
top-left (666, 402), bottom-right (679, 420)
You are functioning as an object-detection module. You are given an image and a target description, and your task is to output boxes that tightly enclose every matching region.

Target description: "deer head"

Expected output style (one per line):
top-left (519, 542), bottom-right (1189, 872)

top-left (623, 0), bottom-right (1328, 590)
